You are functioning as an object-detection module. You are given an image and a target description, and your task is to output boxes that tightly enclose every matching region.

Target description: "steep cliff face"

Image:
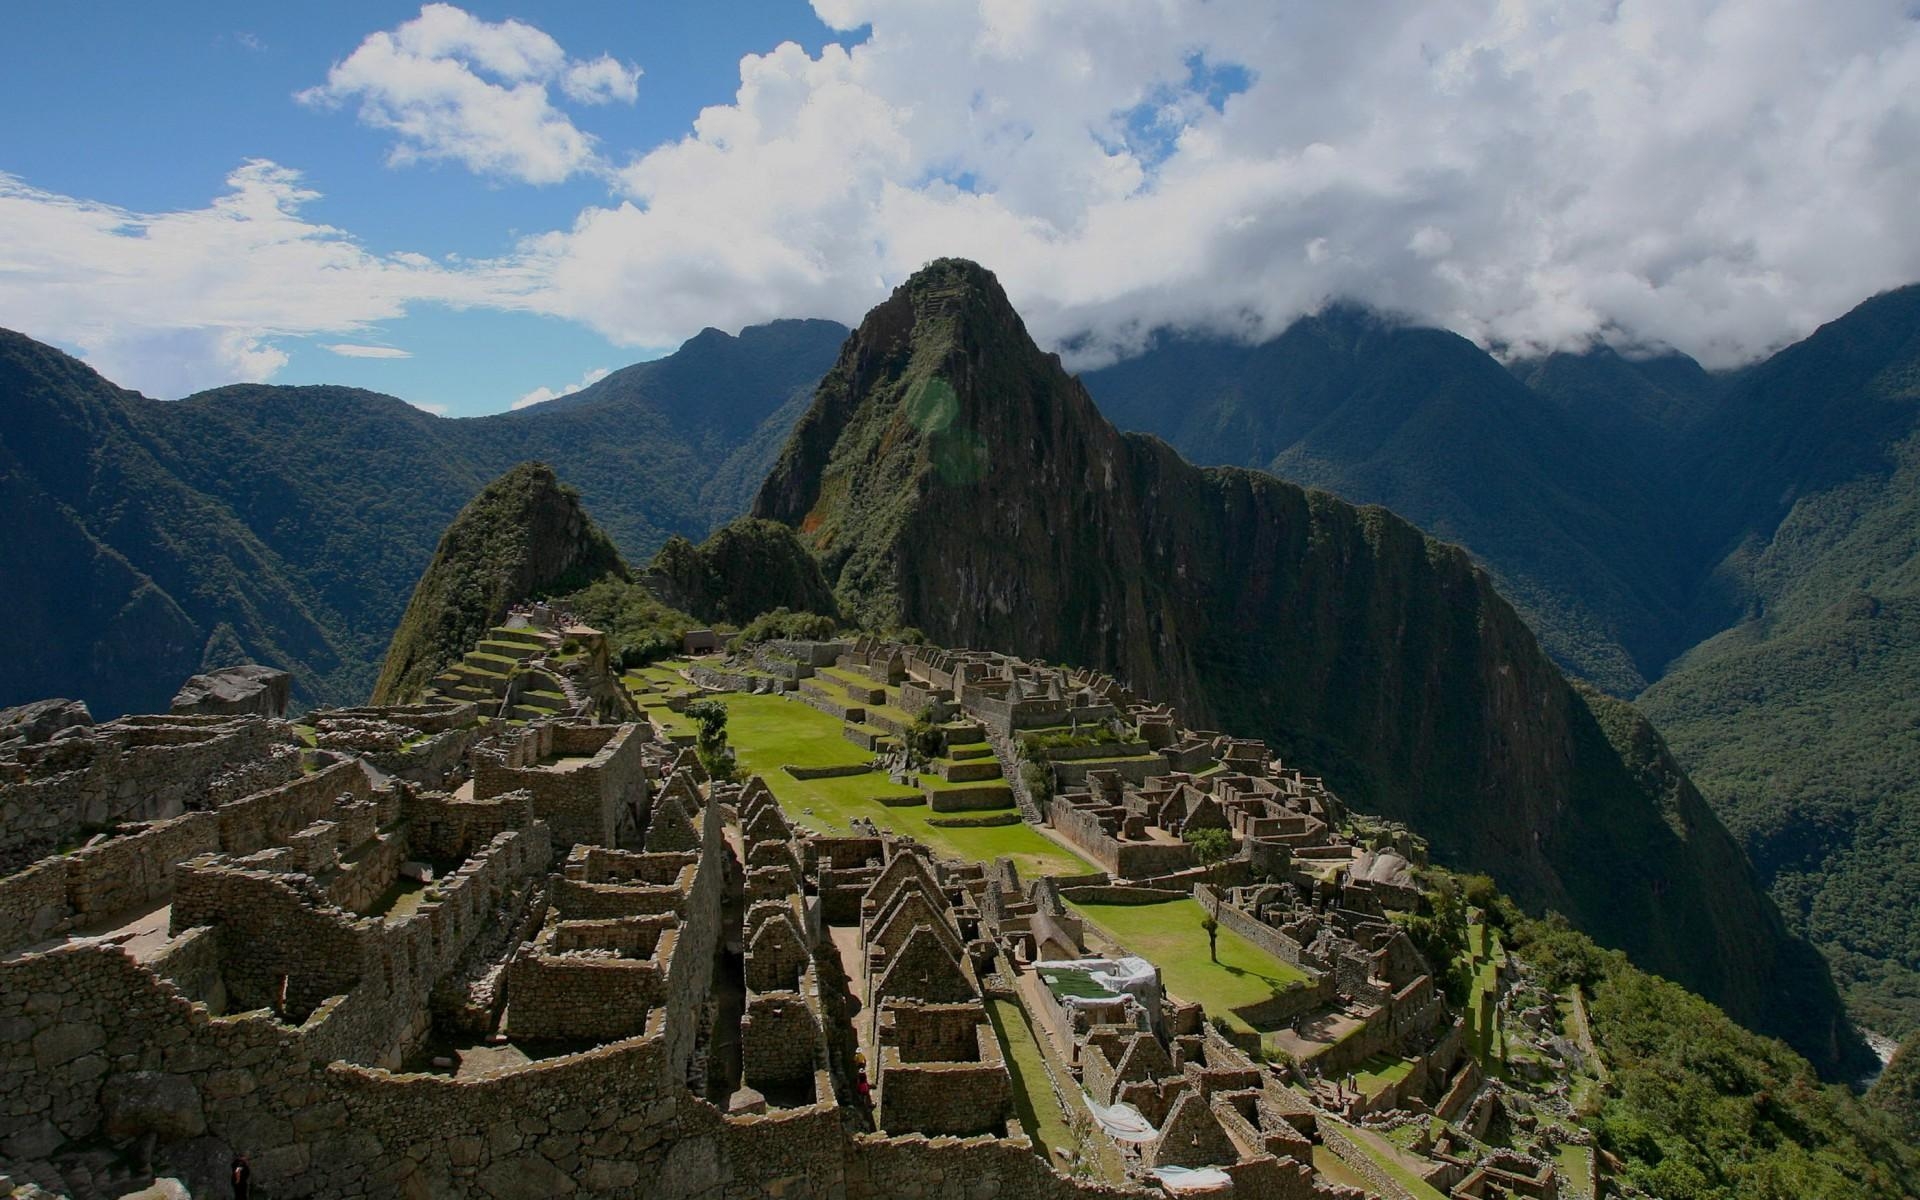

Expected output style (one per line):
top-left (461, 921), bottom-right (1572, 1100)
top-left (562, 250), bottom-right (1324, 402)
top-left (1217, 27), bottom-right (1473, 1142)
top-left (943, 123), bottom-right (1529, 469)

top-left (372, 463), bottom-right (627, 704)
top-left (756, 259), bottom-right (1860, 1074)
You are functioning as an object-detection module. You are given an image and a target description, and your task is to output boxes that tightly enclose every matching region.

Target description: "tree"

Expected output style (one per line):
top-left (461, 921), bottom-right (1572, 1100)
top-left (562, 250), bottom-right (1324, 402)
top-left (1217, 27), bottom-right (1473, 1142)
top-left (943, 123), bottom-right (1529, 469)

top-left (906, 705), bottom-right (946, 767)
top-left (1185, 826), bottom-right (1235, 962)
top-left (686, 698), bottom-right (737, 783)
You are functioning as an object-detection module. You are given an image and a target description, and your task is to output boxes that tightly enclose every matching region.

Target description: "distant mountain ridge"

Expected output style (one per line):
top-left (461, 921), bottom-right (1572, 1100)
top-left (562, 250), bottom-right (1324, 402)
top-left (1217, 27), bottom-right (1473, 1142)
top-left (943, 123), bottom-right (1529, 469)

top-left (0, 319), bottom-right (845, 714)
top-left (7, 277), bottom-right (1918, 1038)
top-left (754, 257), bottom-right (1862, 1075)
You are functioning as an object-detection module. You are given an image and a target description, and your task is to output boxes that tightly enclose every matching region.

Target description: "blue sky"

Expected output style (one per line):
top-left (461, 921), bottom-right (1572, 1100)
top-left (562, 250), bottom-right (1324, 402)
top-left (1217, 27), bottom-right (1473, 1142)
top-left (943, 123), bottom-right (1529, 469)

top-left (0, 2), bottom-right (861, 413)
top-left (2, 2), bottom-right (1916, 415)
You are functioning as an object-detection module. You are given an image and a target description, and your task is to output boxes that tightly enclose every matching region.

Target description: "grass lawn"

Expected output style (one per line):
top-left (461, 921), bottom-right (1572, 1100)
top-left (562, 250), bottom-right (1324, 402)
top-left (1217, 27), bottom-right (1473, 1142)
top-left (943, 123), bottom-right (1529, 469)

top-left (1340, 1125), bottom-right (1449, 1200)
top-left (1065, 898), bottom-right (1309, 1036)
top-left (1039, 966), bottom-right (1121, 1001)
top-left (1311, 1146), bottom-right (1375, 1193)
top-left (1555, 1142), bottom-right (1595, 1199)
top-left (1352, 1054), bottom-right (1417, 1094)
top-left (715, 693), bottom-right (1092, 879)
top-left (986, 996), bottom-right (1073, 1159)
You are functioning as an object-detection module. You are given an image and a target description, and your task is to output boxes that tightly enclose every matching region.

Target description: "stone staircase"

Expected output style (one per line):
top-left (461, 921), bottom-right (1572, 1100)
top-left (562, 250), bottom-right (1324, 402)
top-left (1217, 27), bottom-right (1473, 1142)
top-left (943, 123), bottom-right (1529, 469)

top-left (426, 624), bottom-right (570, 721)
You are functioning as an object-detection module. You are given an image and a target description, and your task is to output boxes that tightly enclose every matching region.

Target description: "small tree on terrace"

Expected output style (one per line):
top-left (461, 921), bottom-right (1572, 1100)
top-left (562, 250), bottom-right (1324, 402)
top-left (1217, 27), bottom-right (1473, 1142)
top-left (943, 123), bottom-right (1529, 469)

top-left (1186, 826), bottom-right (1235, 962)
top-left (686, 698), bottom-right (737, 783)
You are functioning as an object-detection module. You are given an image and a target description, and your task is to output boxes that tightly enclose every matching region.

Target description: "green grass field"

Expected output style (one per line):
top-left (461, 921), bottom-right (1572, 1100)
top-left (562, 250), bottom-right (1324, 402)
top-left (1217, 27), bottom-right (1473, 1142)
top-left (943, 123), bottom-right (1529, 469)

top-left (1339, 1125), bottom-right (1449, 1200)
top-left (1065, 897), bottom-right (1309, 1035)
top-left (716, 693), bottom-right (1092, 878)
top-left (985, 996), bottom-right (1072, 1158)
top-left (1352, 1054), bottom-right (1416, 1094)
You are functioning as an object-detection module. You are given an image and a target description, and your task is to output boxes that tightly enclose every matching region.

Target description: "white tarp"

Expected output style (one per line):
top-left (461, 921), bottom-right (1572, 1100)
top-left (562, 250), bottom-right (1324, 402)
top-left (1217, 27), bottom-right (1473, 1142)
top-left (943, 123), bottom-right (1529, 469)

top-left (1083, 1095), bottom-right (1157, 1143)
top-left (1042, 957), bottom-right (1162, 1011)
top-left (1150, 1165), bottom-right (1233, 1192)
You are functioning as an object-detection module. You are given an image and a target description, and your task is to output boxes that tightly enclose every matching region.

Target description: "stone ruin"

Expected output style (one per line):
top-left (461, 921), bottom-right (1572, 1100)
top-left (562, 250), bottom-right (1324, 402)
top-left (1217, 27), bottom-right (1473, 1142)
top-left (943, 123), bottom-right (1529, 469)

top-left (0, 640), bottom-right (1602, 1199)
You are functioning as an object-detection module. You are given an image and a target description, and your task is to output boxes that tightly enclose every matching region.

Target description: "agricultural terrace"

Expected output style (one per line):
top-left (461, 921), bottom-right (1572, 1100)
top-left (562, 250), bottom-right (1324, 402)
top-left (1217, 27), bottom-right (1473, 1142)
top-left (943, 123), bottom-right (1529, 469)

top-left (650, 683), bottom-right (1094, 879)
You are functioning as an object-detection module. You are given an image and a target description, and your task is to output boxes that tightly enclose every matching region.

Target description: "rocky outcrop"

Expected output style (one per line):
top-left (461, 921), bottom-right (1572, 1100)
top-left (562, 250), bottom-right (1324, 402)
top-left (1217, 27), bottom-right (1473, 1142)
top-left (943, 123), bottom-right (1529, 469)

top-left (170, 665), bottom-right (291, 719)
top-left (754, 258), bottom-right (1860, 1075)
top-left (371, 464), bottom-right (628, 705)
top-left (0, 699), bottom-right (91, 749)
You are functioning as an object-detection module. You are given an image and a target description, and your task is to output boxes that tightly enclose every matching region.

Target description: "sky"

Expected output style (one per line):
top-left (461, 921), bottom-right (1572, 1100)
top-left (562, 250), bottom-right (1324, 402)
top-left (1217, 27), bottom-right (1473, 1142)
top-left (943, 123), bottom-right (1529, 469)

top-left (1, 1), bottom-right (1918, 416)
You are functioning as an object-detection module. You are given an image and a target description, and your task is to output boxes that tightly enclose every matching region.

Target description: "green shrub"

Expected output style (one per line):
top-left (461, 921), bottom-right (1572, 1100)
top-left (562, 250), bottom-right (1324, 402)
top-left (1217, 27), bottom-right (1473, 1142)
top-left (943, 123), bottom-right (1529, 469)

top-left (737, 607), bottom-right (837, 645)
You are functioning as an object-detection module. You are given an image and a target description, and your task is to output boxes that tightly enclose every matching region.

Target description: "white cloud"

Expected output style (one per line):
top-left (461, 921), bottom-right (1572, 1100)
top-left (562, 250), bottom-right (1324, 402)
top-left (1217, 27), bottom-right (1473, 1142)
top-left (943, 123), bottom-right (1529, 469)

top-left (507, 0), bottom-right (1920, 367)
top-left (512, 365), bottom-right (610, 410)
top-left (9, 1), bottom-right (1920, 400)
top-left (563, 56), bottom-right (641, 106)
top-left (298, 3), bottom-right (637, 185)
top-left (411, 400), bottom-right (450, 415)
top-left (324, 343), bottom-right (412, 359)
top-left (0, 160), bottom-right (536, 396)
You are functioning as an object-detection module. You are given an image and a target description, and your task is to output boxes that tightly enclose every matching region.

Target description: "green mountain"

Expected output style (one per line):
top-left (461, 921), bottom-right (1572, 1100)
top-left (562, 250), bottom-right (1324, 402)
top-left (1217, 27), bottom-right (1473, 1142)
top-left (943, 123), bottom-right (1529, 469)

top-left (1640, 285), bottom-right (1920, 1037)
top-left (0, 329), bottom-right (362, 718)
top-left (0, 319), bottom-right (845, 714)
top-left (1082, 287), bottom-right (1920, 1039)
top-left (371, 463), bottom-right (627, 704)
top-left (1079, 310), bottom-right (1688, 694)
top-left (754, 257), bottom-right (1862, 1075)
top-left (647, 516), bottom-right (839, 627)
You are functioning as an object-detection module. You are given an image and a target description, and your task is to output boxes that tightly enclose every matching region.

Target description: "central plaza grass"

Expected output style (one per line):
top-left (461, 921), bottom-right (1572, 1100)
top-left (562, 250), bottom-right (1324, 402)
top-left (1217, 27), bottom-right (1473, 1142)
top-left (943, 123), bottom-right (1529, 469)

top-left (715, 693), bottom-right (1091, 879)
top-left (1065, 897), bottom-right (1309, 1036)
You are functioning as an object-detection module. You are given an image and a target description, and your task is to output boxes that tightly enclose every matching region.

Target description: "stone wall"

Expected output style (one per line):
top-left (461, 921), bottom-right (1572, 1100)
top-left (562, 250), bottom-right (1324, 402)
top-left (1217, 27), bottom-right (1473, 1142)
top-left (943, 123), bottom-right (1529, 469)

top-left (474, 723), bottom-right (646, 851)
top-left (551, 917), bottom-right (671, 956)
top-left (0, 718), bottom-right (295, 875)
top-left (167, 822), bottom-right (552, 1067)
top-left (322, 828), bottom-right (411, 916)
top-left (214, 759), bottom-right (373, 857)
top-left (403, 786), bottom-right (535, 864)
top-left (366, 725), bottom-right (477, 786)
top-left (506, 946), bottom-right (669, 1041)
top-left (742, 992), bottom-right (822, 1089)
top-left (553, 877), bottom-right (689, 920)
top-left (0, 856), bottom-right (71, 950)
top-left (1193, 884), bottom-right (1315, 971)
top-left (849, 1132), bottom-right (1148, 1200)
top-left (1047, 803), bottom-right (1199, 880)
top-left (874, 1058), bottom-right (1012, 1137)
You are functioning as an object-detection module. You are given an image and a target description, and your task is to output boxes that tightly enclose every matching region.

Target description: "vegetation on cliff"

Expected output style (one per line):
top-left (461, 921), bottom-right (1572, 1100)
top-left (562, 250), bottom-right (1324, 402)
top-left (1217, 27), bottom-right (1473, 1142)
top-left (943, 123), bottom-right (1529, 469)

top-left (1869, 1036), bottom-right (1920, 1143)
top-left (371, 463), bottom-right (626, 704)
top-left (647, 516), bottom-right (839, 627)
top-left (1507, 906), bottom-right (1918, 1200)
top-left (753, 258), bottom-right (1864, 1076)
top-left (1081, 284), bottom-right (1920, 1038)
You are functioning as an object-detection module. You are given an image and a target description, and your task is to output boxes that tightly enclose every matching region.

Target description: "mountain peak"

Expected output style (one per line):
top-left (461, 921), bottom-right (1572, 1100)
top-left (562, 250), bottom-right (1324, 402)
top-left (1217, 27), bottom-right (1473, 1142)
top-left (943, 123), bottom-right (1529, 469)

top-left (753, 258), bottom-right (1102, 628)
top-left (370, 461), bottom-right (627, 704)
top-left (750, 265), bottom-right (1860, 1074)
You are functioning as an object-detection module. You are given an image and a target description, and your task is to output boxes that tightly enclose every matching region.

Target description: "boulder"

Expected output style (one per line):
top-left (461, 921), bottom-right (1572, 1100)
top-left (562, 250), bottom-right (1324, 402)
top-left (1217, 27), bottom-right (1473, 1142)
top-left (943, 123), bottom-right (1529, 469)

top-left (101, 1071), bottom-right (207, 1141)
top-left (170, 665), bottom-right (292, 719)
top-left (0, 698), bottom-right (92, 747)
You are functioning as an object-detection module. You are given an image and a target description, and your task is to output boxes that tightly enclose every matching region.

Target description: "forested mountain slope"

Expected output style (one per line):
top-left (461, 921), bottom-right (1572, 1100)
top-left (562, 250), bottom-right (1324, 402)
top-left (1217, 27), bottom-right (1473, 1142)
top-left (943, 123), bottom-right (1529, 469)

top-left (0, 320), bottom-right (845, 714)
top-left (755, 257), bottom-right (1862, 1075)
top-left (1082, 285), bottom-right (1920, 1038)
